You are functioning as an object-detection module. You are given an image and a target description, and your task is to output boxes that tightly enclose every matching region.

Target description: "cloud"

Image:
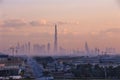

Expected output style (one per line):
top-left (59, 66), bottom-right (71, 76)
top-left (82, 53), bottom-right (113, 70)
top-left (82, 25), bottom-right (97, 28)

top-left (56, 21), bottom-right (80, 25)
top-left (1, 19), bottom-right (27, 27)
top-left (56, 21), bottom-right (68, 25)
top-left (0, 19), bottom-right (50, 27)
top-left (0, 19), bottom-right (80, 28)
top-left (103, 28), bottom-right (120, 33)
top-left (29, 19), bottom-right (50, 27)
top-left (90, 28), bottom-right (120, 38)
top-left (29, 21), bottom-right (41, 26)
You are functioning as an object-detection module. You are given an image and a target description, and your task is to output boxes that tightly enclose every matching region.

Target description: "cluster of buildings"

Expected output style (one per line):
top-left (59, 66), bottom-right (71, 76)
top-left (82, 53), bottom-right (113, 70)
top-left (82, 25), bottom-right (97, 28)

top-left (0, 53), bottom-right (25, 79)
top-left (35, 54), bottom-right (120, 79)
top-left (0, 24), bottom-right (119, 79)
top-left (3, 24), bottom-right (58, 56)
top-left (2, 24), bottom-right (117, 57)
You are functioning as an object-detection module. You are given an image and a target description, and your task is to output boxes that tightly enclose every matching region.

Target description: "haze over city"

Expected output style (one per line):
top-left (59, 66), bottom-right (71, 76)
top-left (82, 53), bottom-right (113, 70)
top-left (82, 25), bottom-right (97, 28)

top-left (0, 0), bottom-right (120, 55)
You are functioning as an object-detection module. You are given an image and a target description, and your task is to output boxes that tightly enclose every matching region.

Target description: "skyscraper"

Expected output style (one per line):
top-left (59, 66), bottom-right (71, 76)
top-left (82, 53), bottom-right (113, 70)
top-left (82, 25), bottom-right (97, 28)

top-left (85, 42), bottom-right (90, 56)
top-left (54, 24), bottom-right (58, 53)
top-left (47, 43), bottom-right (50, 54)
top-left (28, 42), bottom-right (31, 54)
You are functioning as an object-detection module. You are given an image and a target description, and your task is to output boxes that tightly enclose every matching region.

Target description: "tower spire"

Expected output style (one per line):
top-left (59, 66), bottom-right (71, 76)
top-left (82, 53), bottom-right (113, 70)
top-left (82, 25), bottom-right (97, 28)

top-left (54, 24), bottom-right (58, 53)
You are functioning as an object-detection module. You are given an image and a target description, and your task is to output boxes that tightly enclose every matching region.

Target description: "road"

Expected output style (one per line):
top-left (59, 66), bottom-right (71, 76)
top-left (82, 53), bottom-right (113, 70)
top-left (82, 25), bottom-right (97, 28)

top-left (26, 56), bottom-right (54, 80)
top-left (27, 57), bottom-right (44, 79)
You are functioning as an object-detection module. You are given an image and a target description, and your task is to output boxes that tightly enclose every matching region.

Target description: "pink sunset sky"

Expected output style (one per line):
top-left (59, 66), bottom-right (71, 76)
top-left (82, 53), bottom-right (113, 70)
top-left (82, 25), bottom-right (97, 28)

top-left (0, 0), bottom-right (120, 54)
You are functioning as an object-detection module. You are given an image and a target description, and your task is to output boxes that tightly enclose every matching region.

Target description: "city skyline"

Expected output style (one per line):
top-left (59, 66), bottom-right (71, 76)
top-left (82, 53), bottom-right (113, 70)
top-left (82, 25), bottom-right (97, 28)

top-left (1, 25), bottom-right (117, 56)
top-left (0, 0), bottom-right (120, 54)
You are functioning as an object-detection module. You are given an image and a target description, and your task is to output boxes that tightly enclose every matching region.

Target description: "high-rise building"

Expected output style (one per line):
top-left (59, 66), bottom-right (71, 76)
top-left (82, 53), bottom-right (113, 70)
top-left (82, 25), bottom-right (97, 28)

top-left (85, 42), bottom-right (90, 55)
top-left (20, 44), bottom-right (25, 54)
top-left (54, 24), bottom-right (58, 53)
top-left (33, 44), bottom-right (40, 54)
top-left (47, 43), bottom-right (50, 54)
top-left (33, 44), bottom-right (46, 55)
top-left (28, 42), bottom-right (31, 54)
top-left (16, 42), bottom-right (20, 54)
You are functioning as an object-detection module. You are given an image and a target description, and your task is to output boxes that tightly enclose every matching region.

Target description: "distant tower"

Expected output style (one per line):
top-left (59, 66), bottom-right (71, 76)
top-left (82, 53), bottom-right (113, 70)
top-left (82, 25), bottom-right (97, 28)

top-left (10, 47), bottom-right (15, 56)
top-left (16, 42), bottom-right (20, 54)
top-left (28, 42), bottom-right (31, 54)
top-left (54, 24), bottom-right (58, 53)
top-left (47, 43), bottom-right (50, 54)
top-left (85, 42), bottom-right (90, 56)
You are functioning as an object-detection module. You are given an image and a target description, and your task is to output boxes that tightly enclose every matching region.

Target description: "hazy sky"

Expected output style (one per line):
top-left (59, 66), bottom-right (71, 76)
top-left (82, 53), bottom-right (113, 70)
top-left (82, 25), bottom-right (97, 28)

top-left (0, 0), bottom-right (120, 54)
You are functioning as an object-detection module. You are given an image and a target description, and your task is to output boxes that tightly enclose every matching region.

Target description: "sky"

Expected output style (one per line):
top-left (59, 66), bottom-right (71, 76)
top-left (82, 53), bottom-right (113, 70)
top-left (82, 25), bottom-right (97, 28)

top-left (0, 0), bottom-right (120, 54)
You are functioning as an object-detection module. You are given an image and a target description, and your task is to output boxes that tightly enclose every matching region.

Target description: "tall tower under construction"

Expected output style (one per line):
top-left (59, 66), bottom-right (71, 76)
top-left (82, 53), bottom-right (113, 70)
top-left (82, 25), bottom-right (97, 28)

top-left (54, 24), bottom-right (58, 53)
